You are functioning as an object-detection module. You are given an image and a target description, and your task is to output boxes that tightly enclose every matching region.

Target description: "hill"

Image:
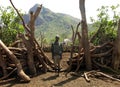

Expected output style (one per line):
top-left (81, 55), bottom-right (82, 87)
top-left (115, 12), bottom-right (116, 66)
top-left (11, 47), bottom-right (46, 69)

top-left (23, 4), bottom-right (80, 42)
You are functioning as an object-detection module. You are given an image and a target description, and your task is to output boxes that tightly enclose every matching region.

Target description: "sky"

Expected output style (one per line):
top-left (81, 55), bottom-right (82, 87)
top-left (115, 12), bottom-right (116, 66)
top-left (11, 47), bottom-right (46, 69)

top-left (0, 0), bottom-right (120, 23)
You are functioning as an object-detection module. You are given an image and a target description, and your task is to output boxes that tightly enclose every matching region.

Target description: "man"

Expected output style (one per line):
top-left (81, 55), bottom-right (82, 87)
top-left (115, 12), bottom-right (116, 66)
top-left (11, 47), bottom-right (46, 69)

top-left (51, 35), bottom-right (63, 75)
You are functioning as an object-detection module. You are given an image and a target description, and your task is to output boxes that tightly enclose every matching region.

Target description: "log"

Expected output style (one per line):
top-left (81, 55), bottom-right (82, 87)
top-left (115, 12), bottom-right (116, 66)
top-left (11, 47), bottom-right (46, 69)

top-left (0, 40), bottom-right (30, 82)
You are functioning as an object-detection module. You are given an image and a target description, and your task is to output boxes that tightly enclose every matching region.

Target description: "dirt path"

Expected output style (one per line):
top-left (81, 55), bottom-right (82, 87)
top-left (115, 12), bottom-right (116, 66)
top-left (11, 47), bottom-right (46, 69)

top-left (1, 52), bottom-right (120, 87)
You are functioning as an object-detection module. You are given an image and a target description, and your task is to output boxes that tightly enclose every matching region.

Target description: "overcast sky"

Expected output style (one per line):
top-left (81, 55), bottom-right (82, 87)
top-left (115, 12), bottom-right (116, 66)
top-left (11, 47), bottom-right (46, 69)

top-left (0, 0), bottom-right (120, 23)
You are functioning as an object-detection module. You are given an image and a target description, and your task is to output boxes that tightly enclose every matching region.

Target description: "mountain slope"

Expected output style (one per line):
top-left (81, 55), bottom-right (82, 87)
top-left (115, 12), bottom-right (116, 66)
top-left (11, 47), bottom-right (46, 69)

top-left (23, 4), bottom-right (80, 41)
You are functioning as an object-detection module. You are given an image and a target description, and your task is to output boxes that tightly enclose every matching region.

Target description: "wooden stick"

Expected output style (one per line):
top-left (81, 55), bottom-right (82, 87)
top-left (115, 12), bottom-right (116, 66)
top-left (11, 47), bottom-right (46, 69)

top-left (84, 72), bottom-right (90, 82)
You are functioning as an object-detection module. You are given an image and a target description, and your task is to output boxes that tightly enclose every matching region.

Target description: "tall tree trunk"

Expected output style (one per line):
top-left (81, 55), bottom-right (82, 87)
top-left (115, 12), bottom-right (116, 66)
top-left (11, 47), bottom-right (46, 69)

top-left (112, 19), bottom-right (120, 70)
top-left (26, 5), bottom-right (42, 75)
top-left (79, 0), bottom-right (92, 70)
top-left (20, 34), bottom-right (36, 75)
top-left (0, 40), bottom-right (30, 82)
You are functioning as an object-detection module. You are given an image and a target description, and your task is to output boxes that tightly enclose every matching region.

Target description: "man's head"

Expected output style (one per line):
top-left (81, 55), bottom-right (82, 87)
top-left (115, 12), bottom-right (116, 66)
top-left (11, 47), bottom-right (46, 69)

top-left (55, 35), bottom-right (60, 41)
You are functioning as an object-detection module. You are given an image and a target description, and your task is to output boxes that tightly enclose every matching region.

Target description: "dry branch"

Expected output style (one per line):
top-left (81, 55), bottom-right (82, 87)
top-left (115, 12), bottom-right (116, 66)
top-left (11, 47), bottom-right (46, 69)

top-left (97, 72), bottom-right (120, 82)
top-left (84, 72), bottom-right (90, 82)
top-left (92, 59), bottom-right (119, 74)
top-left (0, 68), bottom-right (17, 80)
top-left (91, 48), bottom-right (113, 58)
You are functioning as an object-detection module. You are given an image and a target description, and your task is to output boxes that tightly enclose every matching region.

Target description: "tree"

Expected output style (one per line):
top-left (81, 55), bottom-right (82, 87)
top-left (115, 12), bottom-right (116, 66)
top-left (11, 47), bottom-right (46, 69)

top-left (90, 5), bottom-right (120, 45)
top-left (0, 6), bottom-right (24, 45)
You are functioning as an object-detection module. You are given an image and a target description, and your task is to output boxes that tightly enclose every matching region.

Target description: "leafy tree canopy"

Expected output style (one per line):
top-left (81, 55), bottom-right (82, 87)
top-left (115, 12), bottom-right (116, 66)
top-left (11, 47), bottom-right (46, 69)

top-left (89, 4), bottom-right (120, 45)
top-left (0, 6), bottom-right (24, 45)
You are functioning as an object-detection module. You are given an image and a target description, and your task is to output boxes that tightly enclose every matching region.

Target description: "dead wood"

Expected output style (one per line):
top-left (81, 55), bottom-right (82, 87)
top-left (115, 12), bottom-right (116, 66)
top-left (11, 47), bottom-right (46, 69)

top-left (71, 25), bottom-right (75, 42)
top-left (10, 0), bottom-right (54, 74)
top-left (74, 31), bottom-right (83, 72)
top-left (90, 24), bottom-right (103, 43)
top-left (91, 48), bottom-right (113, 58)
top-left (75, 57), bottom-right (83, 72)
top-left (84, 72), bottom-right (90, 82)
top-left (85, 70), bottom-right (120, 82)
top-left (9, 40), bottom-right (22, 47)
top-left (19, 34), bottom-right (36, 75)
top-left (97, 72), bottom-right (120, 82)
top-left (112, 19), bottom-right (120, 70)
top-left (9, 0), bottom-right (31, 34)
top-left (92, 59), bottom-right (119, 74)
top-left (0, 78), bottom-right (16, 84)
top-left (8, 47), bottom-right (27, 52)
top-left (0, 52), bottom-right (7, 76)
top-left (0, 40), bottom-right (30, 82)
top-left (0, 68), bottom-right (17, 80)
top-left (28, 4), bottom-right (42, 38)
top-left (33, 37), bottom-right (54, 68)
top-left (65, 22), bottom-right (81, 76)
top-left (79, 0), bottom-right (92, 70)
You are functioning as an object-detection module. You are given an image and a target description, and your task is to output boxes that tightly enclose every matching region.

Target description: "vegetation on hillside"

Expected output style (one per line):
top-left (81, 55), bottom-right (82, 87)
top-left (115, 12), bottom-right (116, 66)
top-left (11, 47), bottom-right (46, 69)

top-left (23, 4), bottom-right (80, 44)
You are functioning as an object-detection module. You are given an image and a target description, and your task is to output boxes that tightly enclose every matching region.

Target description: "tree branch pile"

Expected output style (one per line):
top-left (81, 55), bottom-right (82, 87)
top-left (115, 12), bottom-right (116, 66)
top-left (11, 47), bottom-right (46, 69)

top-left (0, 0), bottom-right (55, 82)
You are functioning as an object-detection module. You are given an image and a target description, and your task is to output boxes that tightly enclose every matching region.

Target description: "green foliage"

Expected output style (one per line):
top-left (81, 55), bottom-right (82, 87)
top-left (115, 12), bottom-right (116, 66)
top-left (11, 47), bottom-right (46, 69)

top-left (0, 6), bottom-right (24, 45)
top-left (90, 4), bottom-right (120, 45)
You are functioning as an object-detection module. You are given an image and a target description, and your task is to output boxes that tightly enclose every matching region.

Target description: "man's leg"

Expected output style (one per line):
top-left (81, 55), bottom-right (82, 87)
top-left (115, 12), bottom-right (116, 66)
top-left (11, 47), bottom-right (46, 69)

top-left (53, 58), bottom-right (57, 73)
top-left (56, 56), bottom-right (61, 76)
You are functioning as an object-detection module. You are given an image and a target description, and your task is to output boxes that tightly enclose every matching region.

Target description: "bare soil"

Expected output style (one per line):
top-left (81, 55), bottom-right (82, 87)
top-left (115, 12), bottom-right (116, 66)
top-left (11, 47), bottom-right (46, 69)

top-left (0, 52), bottom-right (120, 87)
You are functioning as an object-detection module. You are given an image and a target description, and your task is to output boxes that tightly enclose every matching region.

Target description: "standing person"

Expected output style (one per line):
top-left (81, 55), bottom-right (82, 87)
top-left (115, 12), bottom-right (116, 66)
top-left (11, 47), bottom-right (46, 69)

top-left (51, 35), bottom-right (63, 76)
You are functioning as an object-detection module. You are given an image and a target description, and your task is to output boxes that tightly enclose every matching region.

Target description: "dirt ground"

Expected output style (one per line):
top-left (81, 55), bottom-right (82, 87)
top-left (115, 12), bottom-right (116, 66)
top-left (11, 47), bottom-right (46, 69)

top-left (0, 52), bottom-right (120, 87)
